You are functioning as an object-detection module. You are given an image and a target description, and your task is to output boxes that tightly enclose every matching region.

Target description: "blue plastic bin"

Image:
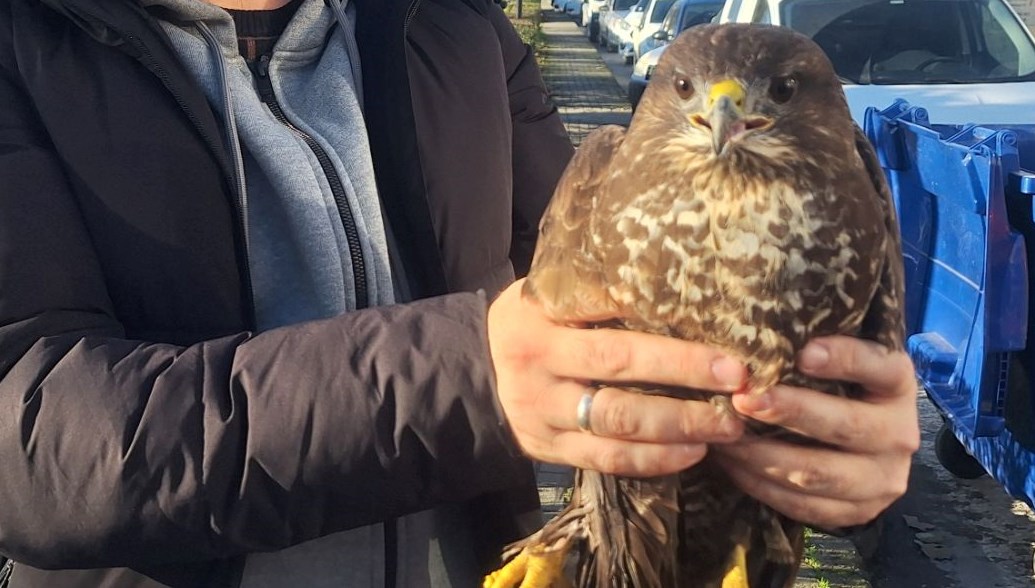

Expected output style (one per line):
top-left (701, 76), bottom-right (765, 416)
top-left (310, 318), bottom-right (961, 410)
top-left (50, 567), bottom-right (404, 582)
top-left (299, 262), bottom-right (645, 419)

top-left (865, 100), bottom-right (1035, 506)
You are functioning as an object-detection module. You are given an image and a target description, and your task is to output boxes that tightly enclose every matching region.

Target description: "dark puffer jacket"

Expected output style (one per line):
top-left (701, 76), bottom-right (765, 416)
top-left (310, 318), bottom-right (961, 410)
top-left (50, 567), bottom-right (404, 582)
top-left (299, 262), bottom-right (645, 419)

top-left (0, 0), bottom-right (574, 585)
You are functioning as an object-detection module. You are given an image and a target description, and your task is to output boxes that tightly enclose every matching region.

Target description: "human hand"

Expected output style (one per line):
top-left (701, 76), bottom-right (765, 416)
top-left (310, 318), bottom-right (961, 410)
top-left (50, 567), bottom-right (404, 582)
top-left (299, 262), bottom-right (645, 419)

top-left (715, 336), bottom-right (920, 529)
top-left (487, 279), bottom-right (747, 477)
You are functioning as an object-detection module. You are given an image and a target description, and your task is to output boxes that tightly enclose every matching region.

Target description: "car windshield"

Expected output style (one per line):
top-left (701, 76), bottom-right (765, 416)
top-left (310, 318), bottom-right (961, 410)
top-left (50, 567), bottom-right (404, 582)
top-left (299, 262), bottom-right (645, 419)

top-left (780, 0), bottom-right (1035, 84)
top-left (614, 0), bottom-right (639, 11)
top-left (650, 0), bottom-right (677, 22)
top-left (679, 2), bottom-right (723, 31)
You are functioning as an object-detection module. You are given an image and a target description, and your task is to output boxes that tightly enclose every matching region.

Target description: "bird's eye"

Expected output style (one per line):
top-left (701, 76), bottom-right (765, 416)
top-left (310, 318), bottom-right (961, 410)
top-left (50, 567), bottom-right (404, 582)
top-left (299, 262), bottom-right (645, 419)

top-left (768, 76), bottom-right (798, 104)
top-left (674, 78), bottom-right (694, 100)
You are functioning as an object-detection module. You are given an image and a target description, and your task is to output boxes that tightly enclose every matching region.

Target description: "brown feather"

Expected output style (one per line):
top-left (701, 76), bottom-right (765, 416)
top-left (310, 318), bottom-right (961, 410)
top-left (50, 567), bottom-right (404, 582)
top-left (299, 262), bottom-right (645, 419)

top-left (504, 23), bottom-right (906, 588)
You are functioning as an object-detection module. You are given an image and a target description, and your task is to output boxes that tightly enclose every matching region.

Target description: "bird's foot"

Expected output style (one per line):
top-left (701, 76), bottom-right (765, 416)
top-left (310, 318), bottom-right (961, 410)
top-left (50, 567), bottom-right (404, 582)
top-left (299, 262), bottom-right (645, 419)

top-left (721, 543), bottom-right (750, 588)
top-left (482, 546), bottom-right (572, 588)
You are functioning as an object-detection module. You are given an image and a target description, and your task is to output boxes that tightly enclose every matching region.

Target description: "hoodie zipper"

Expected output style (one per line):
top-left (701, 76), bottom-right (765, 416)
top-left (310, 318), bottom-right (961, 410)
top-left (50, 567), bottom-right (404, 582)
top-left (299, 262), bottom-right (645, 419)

top-left (255, 54), bottom-right (369, 310)
top-left (403, 0), bottom-right (423, 34)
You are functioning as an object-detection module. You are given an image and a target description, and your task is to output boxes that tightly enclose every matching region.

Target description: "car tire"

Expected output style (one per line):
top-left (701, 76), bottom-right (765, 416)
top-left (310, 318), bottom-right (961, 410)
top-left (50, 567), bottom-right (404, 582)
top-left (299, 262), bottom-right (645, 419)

top-left (624, 54), bottom-right (633, 65)
top-left (934, 424), bottom-right (987, 479)
top-left (628, 85), bottom-right (644, 111)
top-left (588, 26), bottom-right (598, 43)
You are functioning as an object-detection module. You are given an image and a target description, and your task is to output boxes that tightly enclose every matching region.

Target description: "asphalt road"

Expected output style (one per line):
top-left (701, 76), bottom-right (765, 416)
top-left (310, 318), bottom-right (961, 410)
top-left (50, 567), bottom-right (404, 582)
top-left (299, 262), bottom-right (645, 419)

top-left (867, 391), bottom-right (1035, 588)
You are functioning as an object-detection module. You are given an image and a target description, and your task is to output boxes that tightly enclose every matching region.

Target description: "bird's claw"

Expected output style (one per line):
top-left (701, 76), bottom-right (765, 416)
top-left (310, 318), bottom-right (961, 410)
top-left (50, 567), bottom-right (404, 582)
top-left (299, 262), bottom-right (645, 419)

top-left (482, 547), bottom-right (572, 588)
top-left (721, 543), bottom-right (750, 588)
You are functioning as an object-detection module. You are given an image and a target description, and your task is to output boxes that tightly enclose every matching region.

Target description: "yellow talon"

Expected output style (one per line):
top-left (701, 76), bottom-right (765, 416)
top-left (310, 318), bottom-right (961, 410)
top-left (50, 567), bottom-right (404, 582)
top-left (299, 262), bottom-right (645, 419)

top-left (483, 548), bottom-right (569, 588)
top-left (721, 543), bottom-right (750, 588)
top-left (484, 552), bottom-right (530, 588)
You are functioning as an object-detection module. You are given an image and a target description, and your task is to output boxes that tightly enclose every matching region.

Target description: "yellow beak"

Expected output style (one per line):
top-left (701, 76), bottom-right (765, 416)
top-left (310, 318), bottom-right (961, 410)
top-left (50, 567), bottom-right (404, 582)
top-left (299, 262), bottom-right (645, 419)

top-left (690, 79), bottom-right (771, 155)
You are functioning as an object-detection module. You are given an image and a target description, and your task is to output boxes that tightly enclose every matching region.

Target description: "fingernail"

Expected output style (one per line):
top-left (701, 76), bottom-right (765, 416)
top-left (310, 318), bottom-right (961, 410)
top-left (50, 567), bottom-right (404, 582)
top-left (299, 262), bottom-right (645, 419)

top-left (799, 342), bottom-right (830, 373)
top-left (736, 390), bottom-right (771, 414)
top-left (718, 413), bottom-right (743, 437)
top-left (677, 444), bottom-right (707, 467)
top-left (711, 356), bottom-right (745, 389)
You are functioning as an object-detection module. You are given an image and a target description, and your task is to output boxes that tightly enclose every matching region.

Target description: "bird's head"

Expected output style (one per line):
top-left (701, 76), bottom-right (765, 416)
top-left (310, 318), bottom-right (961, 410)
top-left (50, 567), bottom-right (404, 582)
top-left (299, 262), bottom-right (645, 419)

top-left (633, 24), bottom-right (854, 165)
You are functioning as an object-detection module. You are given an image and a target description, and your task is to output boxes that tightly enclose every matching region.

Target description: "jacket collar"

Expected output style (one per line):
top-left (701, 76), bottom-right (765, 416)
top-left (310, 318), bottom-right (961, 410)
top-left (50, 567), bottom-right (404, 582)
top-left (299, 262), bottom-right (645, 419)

top-left (41, 0), bottom-right (239, 192)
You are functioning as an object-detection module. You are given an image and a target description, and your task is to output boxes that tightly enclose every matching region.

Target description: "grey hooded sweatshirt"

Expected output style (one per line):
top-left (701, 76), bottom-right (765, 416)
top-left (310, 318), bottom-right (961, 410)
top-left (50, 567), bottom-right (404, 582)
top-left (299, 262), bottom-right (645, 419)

top-left (135, 0), bottom-right (477, 585)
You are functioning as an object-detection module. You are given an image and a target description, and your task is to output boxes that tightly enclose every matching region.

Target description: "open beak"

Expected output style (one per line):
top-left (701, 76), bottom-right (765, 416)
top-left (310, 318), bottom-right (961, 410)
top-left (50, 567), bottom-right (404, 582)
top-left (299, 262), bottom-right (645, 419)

top-left (690, 80), bottom-right (772, 155)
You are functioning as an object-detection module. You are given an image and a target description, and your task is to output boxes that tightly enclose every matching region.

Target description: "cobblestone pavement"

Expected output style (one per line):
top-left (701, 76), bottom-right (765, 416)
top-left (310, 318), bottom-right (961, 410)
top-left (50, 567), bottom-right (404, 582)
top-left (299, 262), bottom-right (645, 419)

top-left (538, 11), bottom-right (632, 145)
top-left (530, 7), bottom-right (1035, 587)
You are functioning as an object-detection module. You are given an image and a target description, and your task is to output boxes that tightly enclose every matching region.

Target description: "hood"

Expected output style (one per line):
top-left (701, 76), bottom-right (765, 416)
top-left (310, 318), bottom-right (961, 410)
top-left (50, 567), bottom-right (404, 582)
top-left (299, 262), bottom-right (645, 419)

top-left (844, 81), bottom-right (1035, 126)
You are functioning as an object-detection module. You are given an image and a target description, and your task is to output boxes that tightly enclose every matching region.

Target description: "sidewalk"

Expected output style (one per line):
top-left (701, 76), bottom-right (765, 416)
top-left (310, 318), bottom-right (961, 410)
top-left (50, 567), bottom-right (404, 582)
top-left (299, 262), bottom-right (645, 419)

top-left (528, 9), bottom-right (871, 587)
top-left (538, 10), bottom-right (632, 146)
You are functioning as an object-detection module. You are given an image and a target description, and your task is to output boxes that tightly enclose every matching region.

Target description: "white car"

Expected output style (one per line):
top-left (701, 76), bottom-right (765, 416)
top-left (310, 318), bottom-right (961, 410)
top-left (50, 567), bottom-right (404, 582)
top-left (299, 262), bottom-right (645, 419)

top-left (600, 0), bottom-right (642, 52)
top-left (613, 1), bottom-right (651, 62)
top-left (717, 0), bottom-right (1035, 125)
top-left (622, 0), bottom-right (677, 63)
top-left (628, 0), bottom-right (724, 108)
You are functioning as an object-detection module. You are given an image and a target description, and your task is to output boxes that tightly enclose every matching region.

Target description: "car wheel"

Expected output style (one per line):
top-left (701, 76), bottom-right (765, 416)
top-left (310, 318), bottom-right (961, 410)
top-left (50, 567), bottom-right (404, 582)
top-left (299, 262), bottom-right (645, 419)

top-left (624, 54), bottom-right (633, 65)
top-left (934, 424), bottom-right (986, 479)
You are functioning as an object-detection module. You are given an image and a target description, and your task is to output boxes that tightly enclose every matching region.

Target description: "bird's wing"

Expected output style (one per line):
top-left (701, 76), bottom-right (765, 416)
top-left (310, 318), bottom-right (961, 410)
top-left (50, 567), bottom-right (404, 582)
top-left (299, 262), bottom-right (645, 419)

top-left (523, 125), bottom-right (627, 320)
top-left (853, 126), bottom-right (907, 352)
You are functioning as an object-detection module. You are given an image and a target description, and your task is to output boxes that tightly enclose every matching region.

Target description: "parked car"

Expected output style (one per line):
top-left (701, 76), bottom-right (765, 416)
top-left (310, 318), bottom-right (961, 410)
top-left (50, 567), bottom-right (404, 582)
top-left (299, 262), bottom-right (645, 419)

top-left (622, 0), bottom-right (677, 63)
top-left (600, 0), bottom-right (641, 52)
top-left (582, 0), bottom-right (609, 41)
top-left (717, 0), bottom-right (1035, 124)
top-left (612, 0), bottom-right (653, 61)
top-left (627, 0), bottom-right (723, 108)
top-left (563, 0), bottom-right (584, 18)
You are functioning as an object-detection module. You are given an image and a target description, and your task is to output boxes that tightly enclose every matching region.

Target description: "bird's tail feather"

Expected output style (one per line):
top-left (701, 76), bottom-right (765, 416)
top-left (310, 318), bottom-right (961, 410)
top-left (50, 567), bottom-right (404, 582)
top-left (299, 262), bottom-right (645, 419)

top-left (576, 470), bottom-right (680, 588)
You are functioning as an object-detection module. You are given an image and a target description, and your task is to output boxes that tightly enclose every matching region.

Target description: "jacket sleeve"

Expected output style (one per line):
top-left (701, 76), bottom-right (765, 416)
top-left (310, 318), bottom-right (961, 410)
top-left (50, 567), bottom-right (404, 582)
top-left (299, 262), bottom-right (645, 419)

top-left (488, 4), bottom-right (575, 277)
top-left (0, 28), bottom-right (529, 570)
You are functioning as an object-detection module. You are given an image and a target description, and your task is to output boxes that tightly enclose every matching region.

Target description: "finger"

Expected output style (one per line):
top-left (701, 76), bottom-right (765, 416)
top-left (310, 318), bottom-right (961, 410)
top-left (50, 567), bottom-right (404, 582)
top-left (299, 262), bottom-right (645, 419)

top-left (716, 454), bottom-right (891, 528)
top-left (731, 384), bottom-right (920, 454)
top-left (544, 385), bottom-right (744, 443)
top-left (713, 439), bottom-right (907, 502)
top-left (541, 327), bottom-right (747, 392)
top-left (545, 431), bottom-right (708, 476)
top-left (796, 336), bottom-right (916, 401)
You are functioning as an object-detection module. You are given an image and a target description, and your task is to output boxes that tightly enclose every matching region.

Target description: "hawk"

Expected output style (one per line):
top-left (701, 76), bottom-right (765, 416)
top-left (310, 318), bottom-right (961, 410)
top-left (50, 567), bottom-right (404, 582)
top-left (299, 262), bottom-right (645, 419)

top-left (484, 23), bottom-right (905, 588)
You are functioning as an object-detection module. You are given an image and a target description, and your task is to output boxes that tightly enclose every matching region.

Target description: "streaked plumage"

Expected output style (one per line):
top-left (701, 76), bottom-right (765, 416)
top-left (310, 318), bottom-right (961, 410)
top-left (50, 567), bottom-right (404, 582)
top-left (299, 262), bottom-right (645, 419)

top-left (487, 23), bottom-right (905, 588)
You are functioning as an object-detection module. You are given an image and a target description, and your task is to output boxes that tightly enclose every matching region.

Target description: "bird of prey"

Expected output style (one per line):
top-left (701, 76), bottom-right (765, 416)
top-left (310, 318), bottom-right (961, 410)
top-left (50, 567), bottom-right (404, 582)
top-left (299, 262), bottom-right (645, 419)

top-left (483, 23), bottom-right (905, 588)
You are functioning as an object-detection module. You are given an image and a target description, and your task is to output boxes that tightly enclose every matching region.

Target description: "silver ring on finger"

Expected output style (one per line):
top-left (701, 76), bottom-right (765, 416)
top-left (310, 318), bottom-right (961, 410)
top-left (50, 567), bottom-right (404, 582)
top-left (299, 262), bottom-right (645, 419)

top-left (576, 388), bottom-right (597, 434)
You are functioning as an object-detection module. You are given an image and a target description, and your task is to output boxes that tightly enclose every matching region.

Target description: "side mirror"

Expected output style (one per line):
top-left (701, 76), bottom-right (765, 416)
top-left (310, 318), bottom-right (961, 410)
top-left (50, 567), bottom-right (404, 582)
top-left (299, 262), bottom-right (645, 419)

top-left (652, 30), bottom-right (669, 40)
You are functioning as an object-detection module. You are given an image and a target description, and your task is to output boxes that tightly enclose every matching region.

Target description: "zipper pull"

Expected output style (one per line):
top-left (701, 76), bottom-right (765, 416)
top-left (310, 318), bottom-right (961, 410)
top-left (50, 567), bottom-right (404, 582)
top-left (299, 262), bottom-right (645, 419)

top-left (257, 53), bottom-right (271, 78)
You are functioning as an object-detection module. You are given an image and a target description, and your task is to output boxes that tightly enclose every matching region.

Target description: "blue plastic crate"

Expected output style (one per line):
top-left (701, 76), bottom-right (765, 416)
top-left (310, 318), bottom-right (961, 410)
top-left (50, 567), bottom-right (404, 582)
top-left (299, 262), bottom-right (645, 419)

top-left (866, 100), bottom-right (1035, 505)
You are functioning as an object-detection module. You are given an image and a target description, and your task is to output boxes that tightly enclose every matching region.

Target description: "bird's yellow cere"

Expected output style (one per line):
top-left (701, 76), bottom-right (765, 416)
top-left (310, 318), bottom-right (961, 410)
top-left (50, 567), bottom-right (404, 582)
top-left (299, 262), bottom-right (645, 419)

top-left (708, 79), bottom-right (746, 110)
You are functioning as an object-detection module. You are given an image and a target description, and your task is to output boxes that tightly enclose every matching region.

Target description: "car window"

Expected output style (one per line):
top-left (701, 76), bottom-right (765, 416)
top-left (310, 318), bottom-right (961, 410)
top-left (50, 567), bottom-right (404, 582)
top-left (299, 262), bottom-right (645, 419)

top-left (650, 0), bottom-right (677, 22)
top-left (753, 0), bottom-right (771, 23)
top-left (680, 2), bottom-right (724, 30)
top-left (614, 0), bottom-right (639, 10)
top-left (780, 0), bottom-right (1035, 84)
top-left (726, 0), bottom-right (747, 21)
top-left (662, 1), bottom-right (682, 34)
